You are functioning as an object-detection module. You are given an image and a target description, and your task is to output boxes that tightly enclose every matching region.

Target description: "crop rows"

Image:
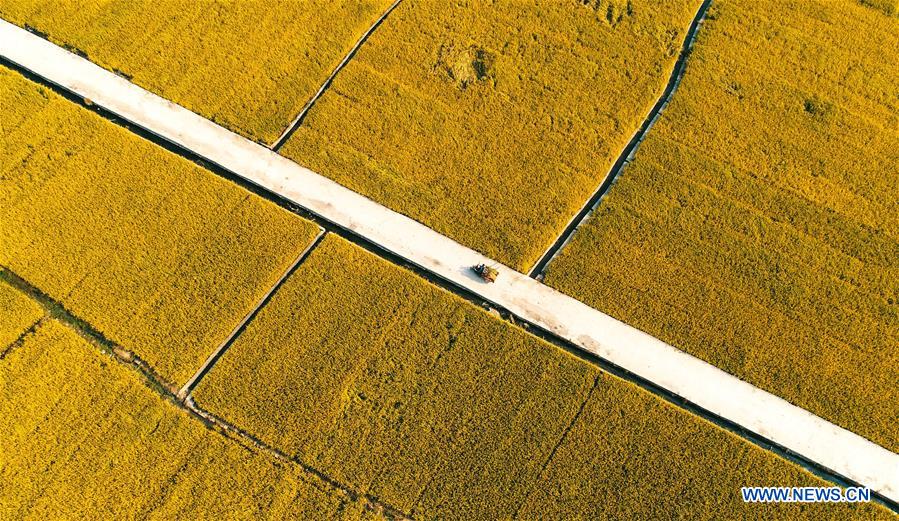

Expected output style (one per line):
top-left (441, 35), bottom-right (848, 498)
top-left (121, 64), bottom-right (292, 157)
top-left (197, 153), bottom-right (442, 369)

top-left (192, 236), bottom-right (885, 519)
top-left (0, 317), bottom-right (385, 519)
top-left (545, 0), bottom-right (899, 451)
top-left (280, 0), bottom-right (706, 270)
top-left (0, 0), bottom-right (396, 143)
top-left (0, 275), bottom-right (42, 353)
top-left (0, 67), bottom-right (320, 385)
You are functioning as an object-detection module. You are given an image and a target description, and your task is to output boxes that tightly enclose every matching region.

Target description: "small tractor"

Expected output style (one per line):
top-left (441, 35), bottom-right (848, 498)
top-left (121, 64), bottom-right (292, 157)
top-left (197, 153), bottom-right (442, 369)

top-left (472, 263), bottom-right (499, 283)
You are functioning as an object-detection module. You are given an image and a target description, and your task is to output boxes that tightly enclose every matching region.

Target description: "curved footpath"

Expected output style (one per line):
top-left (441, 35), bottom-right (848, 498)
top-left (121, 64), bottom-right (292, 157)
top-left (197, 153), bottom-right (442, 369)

top-left (2, 19), bottom-right (897, 505)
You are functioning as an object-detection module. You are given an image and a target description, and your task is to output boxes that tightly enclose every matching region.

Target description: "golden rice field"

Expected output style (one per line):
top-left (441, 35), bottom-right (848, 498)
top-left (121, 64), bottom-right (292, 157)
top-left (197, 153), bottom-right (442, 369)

top-left (0, 275), bottom-right (42, 354)
top-left (0, 318), bottom-right (383, 520)
top-left (192, 236), bottom-right (884, 519)
top-left (280, 0), bottom-right (705, 270)
top-left (0, 0), bottom-right (395, 143)
top-left (1, 1), bottom-right (895, 517)
top-left (0, 67), bottom-right (320, 385)
top-left (545, 0), bottom-right (899, 451)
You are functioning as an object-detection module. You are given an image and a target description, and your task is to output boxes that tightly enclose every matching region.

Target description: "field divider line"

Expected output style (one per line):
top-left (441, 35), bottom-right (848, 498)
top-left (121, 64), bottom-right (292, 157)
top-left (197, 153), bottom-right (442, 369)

top-left (0, 266), bottom-right (185, 400)
top-left (511, 375), bottom-right (600, 519)
top-left (3, 19), bottom-right (898, 507)
top-left (184, 397), bottom-right (413, 520)
top-left (0, 267), bottom-right (411, 521)
top-left (178, 228), bottom-right (327, 399)
top-left (527, 0), bottom-right (712, 279)
top-left (270, 0), bottom-right (403, 151)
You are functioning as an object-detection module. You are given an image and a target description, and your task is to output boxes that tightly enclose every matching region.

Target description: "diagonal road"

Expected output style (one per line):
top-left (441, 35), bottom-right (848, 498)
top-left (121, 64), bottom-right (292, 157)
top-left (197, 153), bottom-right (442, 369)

top-left (1, 18), bottom-right (897, 506)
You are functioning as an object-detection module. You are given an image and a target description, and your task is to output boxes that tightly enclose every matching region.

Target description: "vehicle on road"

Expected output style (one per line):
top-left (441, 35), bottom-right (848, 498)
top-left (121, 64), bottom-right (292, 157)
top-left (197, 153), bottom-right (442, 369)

top-left (472, 263), bottom-right (498, 283)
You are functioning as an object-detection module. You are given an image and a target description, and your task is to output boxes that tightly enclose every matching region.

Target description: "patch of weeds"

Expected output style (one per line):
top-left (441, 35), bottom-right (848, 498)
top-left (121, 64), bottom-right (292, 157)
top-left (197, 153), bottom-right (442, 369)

top-left (436, 44), bottom-right (497, 90)
top-left (803, 95), bottom-right (833, 120)
top-left (576, 0), bottom-right (634, 26)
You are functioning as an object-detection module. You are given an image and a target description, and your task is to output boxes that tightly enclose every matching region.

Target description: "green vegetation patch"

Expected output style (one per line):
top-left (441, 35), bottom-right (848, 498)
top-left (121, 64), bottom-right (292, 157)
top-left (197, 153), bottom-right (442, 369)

top-left (281, 0), bottom-right (705, 270)
top-left (0, 318), bottom-right (382, 519)
top-left (0, 68), bottom-right (320, 385)
top-left (194, 236), bottom-right (886, 519)
top-left (0, 0), bottom-right (396, 143)
top-left (545, 0), bottom-right (899, 450)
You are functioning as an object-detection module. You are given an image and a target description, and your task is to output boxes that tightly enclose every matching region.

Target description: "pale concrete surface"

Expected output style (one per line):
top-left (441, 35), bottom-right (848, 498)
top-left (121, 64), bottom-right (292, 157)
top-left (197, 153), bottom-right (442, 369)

top-left (2, 18), bottom-right (896, 503)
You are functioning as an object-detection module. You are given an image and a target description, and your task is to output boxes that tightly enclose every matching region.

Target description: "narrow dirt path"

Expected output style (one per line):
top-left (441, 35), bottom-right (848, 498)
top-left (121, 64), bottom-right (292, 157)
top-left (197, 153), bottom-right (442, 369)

top-left (2, 18), bottom-right (898, 508)
top-left (528, 0), bottom-right (713, 279)
top-left (270, 0), bottom-right (403, 151)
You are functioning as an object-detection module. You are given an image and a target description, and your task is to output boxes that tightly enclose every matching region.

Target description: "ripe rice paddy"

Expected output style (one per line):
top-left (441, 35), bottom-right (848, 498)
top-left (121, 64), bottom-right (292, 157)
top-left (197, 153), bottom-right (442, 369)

top-left (1, 1), bottom-right (895, 516)
top-left (193, 235), bottom-right (885, 519)
top-left (0, 275), bottom-right (42, 354)
top-left (280, 0), bottom-right (706, 270)
top-left (0, 318), bottom-right (383, 519)
top-left (544, 0), bottom-right (899, 451)
top-left (0, 67), bottom-right (320, 385)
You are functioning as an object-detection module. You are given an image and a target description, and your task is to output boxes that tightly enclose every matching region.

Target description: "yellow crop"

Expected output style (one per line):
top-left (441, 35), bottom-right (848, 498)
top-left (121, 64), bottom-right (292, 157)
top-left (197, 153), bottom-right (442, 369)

top-left (0, 0), bottom-right (396, 144)
top-left (280, 0), bottom-right (706, 270)
top-left (0, 275), bottom-right (42, 352)
top-left (0, 318), bottom-right (383, 519)
top-left (546, 0), bottom-right (899, 451)
top-left (515, 370), bottom-right (890, 519)
top-left (193, 236), bottom-right (885, 519)
top-left (0, 68), bottom-right (320, 385)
